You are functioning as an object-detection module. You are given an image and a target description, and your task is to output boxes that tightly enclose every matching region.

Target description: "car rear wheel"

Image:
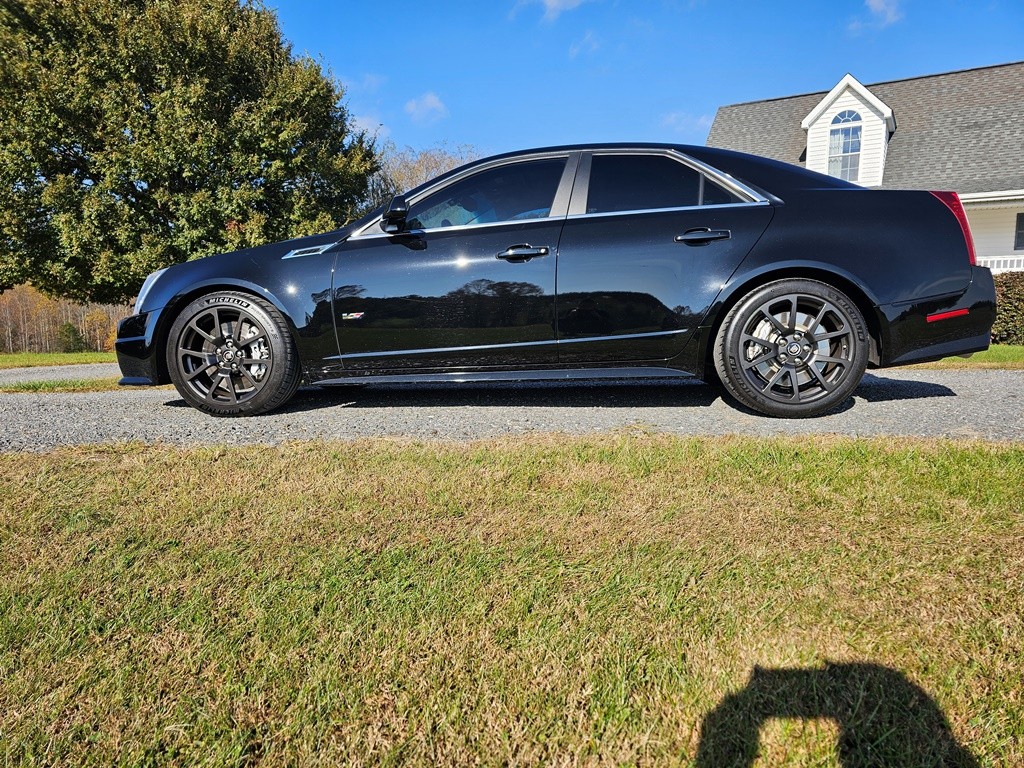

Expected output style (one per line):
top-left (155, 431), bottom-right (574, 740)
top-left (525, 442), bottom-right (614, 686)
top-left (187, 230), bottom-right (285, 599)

top-left (714, 278), bottom-right (869, 418)
top-left (166, 291), bottom-right (300, 416)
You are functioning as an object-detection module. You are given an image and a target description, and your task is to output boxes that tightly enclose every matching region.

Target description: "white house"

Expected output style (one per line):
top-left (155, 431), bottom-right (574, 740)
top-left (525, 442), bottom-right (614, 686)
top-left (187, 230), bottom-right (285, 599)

top-left (706, 62), bottom-right (1024, 273)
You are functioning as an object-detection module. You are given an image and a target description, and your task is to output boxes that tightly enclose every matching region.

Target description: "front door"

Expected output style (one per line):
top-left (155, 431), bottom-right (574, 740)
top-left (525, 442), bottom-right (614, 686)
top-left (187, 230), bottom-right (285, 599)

top-left (333, 156), bottom-right (573, 371)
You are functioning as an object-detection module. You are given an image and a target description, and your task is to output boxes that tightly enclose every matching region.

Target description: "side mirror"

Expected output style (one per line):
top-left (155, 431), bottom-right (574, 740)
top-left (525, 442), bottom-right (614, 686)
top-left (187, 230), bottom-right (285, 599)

top-left (381, 195), bottom-right (409, 234)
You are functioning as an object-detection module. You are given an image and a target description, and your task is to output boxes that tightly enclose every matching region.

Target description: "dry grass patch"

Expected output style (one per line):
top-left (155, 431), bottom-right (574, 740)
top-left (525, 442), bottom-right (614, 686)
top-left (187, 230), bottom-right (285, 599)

top-left (1, 434), bottom-right (1021, 766)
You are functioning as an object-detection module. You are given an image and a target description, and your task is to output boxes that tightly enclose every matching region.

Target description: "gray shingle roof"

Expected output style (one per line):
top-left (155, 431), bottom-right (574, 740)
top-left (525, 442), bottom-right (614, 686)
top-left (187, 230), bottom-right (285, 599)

top-left (706, 62), bottom-right (1024, 193)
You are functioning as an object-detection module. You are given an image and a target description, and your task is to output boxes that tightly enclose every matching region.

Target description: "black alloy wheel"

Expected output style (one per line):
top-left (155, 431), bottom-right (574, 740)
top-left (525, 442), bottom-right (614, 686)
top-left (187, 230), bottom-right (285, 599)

top-left (714, 278), bottom-right (869, 418)
top-left (166, 291), bottom-right (300, 416)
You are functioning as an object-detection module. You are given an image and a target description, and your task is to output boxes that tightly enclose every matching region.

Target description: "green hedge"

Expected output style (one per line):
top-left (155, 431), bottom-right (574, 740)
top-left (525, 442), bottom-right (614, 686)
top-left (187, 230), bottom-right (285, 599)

top-left (992, 272), bottom-right (1024, 345)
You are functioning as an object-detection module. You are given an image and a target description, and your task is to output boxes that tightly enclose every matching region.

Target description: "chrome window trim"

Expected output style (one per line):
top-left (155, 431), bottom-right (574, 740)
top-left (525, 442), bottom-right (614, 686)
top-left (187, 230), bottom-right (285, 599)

top-left (667, 149), bottom-right (769, 204)
top-left (349, 146), bottom-right (772, 240)
top-left (348, 215), bottom-right (566, 241)
top-left (565, 200), bottom-right (770, 222)
top-left (577, 147), bottom-right (768, 209)
top-left (351, 150), bottom-right (575, 239)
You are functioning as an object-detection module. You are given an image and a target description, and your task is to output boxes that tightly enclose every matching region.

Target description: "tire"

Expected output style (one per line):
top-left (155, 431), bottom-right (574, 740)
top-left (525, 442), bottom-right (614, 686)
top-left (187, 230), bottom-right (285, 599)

top-left (166, 291), bottom-right (301, 416)
top-left (714, 278), bottom-right (869, 418)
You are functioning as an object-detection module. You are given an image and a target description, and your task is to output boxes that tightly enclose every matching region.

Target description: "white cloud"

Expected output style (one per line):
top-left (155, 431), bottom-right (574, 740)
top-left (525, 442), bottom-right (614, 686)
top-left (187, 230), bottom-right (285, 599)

top-left (569, 30), bottom-right (600, 58)
top-left (358, 73), bottom-right (387, 93)
top-left (661, 111), bottom-right (714, 138)
top-left (541, 0), bottom-right (588, 19)
top-left (352, 114), bottom-right (390, 139)
top-left (404, 92), bottom-right (449, 124)
top-left (866, 0), bottom-right (903, 25)
top-left (513, 0), bottom-right (591, 22)
top-left (849, 0), bottom-right (903, 32)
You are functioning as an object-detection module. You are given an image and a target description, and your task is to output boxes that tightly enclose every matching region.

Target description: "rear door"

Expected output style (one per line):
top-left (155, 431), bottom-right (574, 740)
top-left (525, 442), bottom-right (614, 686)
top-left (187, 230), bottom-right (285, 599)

top-left (554, 150), bottom-right (773, 363)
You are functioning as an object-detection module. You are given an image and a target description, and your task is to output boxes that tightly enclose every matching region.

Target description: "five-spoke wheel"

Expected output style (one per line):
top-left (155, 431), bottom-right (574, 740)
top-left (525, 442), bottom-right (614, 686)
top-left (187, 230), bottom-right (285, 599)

top-left (714, 279), bottom-right (869, 417)
top-left (166, 291), bottom-right (300, 416)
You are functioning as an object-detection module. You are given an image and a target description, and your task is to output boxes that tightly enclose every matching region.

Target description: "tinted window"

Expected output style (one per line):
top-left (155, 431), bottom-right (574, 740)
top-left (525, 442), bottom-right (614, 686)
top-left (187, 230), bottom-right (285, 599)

top-left (586, 155), bottom-right (700, 213)
top-left (586, 154), bottom-right (744, 214)
top-left (406, 158), bottom-right (566, 230)
top-left (703, 178), bottom-right (743, 206)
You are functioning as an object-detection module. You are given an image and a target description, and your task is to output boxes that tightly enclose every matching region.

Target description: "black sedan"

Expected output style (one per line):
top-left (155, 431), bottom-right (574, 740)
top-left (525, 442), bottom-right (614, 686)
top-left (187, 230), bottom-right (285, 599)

top-left (116, 144), bottom-right (996, 418)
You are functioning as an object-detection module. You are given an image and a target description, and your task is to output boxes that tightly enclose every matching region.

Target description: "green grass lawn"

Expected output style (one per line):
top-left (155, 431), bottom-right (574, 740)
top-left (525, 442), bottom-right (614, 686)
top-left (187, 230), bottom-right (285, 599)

top-left (911, 344), bottom-right (1024, 369)
top-left (0, 377), bottom-right (127, 393)
top-left (0, 351), bottom-right (117, 369)
top-left (1, 434), bottom-right (1020, 766)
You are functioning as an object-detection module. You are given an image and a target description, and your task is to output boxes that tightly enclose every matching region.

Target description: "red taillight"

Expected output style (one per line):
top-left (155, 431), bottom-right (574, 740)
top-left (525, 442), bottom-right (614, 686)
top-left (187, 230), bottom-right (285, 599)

top-left (930, 191), bottom-right (977, 266)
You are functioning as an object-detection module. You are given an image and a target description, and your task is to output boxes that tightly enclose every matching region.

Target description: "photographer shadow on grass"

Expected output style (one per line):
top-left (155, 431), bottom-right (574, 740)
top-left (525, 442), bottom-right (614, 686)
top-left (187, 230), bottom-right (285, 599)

top-left (695, 663), bottom-right (978, 767)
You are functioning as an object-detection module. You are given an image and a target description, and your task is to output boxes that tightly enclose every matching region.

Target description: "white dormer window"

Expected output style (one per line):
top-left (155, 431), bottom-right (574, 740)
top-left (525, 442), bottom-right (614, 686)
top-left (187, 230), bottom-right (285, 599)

top-left (801, 75), bottom-right (894, 187)
top-left (828, 110), bottom-right (862, 182)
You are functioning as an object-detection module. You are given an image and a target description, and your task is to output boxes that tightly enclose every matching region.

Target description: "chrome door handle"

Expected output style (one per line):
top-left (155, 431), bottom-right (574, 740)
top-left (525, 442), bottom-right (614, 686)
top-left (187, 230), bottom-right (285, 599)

top-left (496, 244), bottom-right (550, 262)
top-left (674, 228), bottom-right (731, 245)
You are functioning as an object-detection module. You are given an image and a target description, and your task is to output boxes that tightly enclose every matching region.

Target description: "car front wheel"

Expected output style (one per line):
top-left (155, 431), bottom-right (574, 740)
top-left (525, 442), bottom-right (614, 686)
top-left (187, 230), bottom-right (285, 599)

top-left (166, 291), bottom-right (300, 416)
top-left (714, 278), bottom-right (869, 418)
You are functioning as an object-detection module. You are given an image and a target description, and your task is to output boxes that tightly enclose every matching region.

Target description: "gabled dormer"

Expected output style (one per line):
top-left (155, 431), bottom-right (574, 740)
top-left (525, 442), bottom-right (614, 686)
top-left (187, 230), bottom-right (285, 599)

top-left (801, 74), bottom-right (896, 187)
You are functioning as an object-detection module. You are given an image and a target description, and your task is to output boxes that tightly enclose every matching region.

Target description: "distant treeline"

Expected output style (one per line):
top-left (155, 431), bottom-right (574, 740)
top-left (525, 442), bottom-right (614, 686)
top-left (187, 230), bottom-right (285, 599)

top-left (0, 285), bottom-right (130, 354)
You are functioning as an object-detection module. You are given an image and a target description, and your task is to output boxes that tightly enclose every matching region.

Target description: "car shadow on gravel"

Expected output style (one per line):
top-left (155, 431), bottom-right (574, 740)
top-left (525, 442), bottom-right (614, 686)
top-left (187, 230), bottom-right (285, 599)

top-left (160, 380), bottom-right (721, 414)
top-left (159, 374), bottom-right (956, 416)
top-left (274, 379), bottom-right (725, 414)
top-left (854, 372), bottom-right (956, 402)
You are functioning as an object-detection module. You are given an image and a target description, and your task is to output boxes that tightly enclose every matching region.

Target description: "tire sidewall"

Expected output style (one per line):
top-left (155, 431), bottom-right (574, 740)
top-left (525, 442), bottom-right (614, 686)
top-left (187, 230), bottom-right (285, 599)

top-left (166, 291), bottom-right (297, 416)
top-left (715, 279), bottom-right (869, 418)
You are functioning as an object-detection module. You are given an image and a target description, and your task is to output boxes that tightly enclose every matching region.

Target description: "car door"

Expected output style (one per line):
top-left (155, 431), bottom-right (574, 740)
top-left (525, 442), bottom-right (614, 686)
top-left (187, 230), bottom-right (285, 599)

top-left (333, 153), bottom-right (576, 371)
top-left (554, 150), bottom-right (774, 364)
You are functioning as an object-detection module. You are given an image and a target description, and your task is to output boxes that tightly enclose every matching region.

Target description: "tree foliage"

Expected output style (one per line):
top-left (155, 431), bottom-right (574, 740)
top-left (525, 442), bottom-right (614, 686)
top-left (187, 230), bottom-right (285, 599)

top-left (56, 322), bottom-right (88, 353)
top-left (0, 0), bottom-right (377, 303)
top-left (364, 140), bottom-right (480, 213)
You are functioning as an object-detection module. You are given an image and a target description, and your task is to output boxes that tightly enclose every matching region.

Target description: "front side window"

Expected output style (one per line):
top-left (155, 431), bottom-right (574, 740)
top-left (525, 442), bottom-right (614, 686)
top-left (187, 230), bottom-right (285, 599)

top-left (828, 110), bottom-right (862, 182)
top-left (405, 158), bottom-right (566, 230)
top-left (585, 154), bottom-right (741, 214)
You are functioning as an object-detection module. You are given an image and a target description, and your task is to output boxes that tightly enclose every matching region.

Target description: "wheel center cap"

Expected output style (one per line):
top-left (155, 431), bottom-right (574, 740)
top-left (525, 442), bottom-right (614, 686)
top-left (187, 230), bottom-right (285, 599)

top-left (787, 342), bottom-right (802, 355)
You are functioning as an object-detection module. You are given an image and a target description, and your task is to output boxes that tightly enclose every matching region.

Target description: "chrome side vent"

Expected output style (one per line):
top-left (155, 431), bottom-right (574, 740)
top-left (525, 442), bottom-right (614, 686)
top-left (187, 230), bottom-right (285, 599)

top-left (282, 243), bottom-right (333, 259)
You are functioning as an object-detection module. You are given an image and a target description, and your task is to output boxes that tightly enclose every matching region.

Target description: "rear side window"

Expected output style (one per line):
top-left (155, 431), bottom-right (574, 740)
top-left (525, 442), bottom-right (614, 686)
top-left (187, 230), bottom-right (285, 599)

top-left (585, 154), bottom-right (742, 214)
top-left (406, 158), bottom-right (566, 230)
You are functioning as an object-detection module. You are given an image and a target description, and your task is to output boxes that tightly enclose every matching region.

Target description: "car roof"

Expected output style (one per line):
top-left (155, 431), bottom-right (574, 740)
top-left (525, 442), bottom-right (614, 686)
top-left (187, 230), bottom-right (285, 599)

top-left (399, 142), bottom-right (857, 203)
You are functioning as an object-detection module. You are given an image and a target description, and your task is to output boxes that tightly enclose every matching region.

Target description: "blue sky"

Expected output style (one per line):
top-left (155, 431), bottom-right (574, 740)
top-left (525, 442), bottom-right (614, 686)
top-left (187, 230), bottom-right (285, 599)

top-left (270, 0), bottom-right (1023, 156)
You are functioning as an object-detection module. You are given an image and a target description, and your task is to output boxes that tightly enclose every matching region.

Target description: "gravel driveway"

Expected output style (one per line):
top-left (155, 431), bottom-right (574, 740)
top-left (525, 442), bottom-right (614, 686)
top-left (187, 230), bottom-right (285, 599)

top-left (1, 369), bottom-right (1021, 450)
top-left (0, 362), bottom-right (120, 384)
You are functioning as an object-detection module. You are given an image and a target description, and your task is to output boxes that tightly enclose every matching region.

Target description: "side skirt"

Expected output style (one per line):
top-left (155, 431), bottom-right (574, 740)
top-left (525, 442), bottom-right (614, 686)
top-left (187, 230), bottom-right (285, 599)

top-left (313, 367), bottom-right (696, 387)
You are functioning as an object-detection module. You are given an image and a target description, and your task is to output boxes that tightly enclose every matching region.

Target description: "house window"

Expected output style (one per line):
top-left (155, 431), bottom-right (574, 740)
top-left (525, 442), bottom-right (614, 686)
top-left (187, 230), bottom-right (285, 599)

top-left (828, 110), bottom-right (862, 182)
top-left (1015, 213), bottom-right (1024, 250)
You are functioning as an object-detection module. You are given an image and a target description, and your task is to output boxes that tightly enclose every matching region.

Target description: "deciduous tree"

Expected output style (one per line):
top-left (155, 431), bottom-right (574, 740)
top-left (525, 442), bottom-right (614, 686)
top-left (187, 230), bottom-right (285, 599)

top-left (0, 0), bottom-right (377, 303)
top-left (364, 140), bottom-right (479, 212)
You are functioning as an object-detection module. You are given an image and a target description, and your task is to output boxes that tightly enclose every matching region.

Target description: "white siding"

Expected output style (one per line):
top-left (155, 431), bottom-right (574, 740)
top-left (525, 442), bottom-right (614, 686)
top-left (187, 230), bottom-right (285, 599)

top-left (964, 205), bottom-right (1024, 273)
top-left (805, 89), bottom-right (889, 188)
